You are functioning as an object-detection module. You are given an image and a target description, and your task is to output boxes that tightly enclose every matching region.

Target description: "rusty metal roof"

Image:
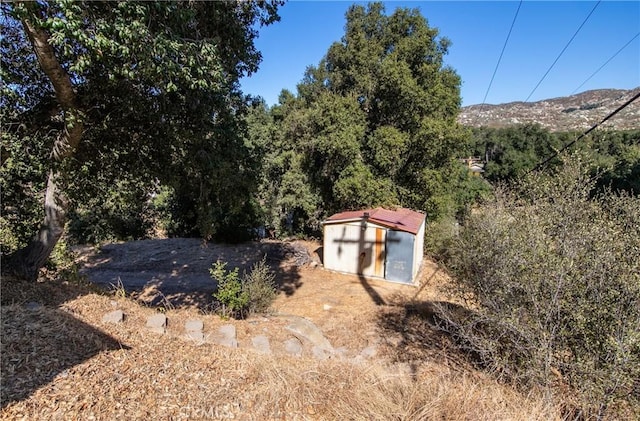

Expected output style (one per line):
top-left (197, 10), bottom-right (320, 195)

top-left (324, 207), bottom-right (426, 235)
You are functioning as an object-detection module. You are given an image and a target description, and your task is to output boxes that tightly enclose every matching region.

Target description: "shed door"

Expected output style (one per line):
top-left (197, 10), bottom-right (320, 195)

top-left (384, 230), bottom-right (414, 284)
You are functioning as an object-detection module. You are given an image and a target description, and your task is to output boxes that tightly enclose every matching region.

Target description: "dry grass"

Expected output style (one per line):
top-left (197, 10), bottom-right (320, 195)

top-left (1, 254), bottom-right (565, 420)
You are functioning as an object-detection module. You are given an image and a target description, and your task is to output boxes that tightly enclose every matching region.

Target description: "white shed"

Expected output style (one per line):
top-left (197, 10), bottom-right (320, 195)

top-left (322, 207), bottom-right (426, 284)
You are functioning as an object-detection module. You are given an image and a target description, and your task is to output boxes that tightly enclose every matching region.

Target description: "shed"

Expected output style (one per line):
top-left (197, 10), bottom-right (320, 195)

top-left (322, 207), bottom-right (426, 284)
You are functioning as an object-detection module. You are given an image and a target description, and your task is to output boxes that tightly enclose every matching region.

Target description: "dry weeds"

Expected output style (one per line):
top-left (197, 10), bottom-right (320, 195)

top-left (1, 246), bottom-right (565, 420)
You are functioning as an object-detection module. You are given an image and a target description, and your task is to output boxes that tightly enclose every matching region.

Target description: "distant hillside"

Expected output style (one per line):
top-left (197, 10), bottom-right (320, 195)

top-left (458, 88), bottom-right (640, 132)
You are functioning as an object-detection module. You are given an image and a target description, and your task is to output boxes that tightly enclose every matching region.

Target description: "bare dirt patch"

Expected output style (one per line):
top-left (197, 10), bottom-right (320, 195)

top-left (76, 238), bottom-right (309, 308)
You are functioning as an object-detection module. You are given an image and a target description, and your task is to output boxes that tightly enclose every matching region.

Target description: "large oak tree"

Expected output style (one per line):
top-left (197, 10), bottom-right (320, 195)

top-left (1, 1), bottom-right (281, 280)
top-left (258, 3), bottom-right (483, 236)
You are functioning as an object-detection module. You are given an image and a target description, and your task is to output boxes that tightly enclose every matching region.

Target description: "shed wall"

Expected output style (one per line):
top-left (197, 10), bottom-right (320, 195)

top-left (412, 219), bottom-right (426, 278)
top-left (323, 221), bottom-right (386, 278)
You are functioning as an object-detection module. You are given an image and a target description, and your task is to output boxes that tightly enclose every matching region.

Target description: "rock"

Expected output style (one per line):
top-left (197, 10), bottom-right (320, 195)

top-left (334, 347), bottom-right (348, 358)
top-left (206, 324), bottom-right (237, 348)
top-left (360, 344), bottom-right (377, 358)
top-left (102, 310), bottom-right (125, 324)
top-left (384, 334), bottom-right (403, 347)
top-left (185, 319), bottom-right (204, 332)
top-left (24, 302), bottom-right (42, 311)
top-left (283, 337), bottom-right (303, 357)
top-left (219, 324), bottom-right (236, 339)
top-left (312, 346), bottom-right (331, 360)
top-left (251, 335), bottom-right (272, 354)
top-left (323, 304), bottom-right (332, 311)
top-left (184, 331), bottom-right (205, 342)
top-left (146, 313), bottom-right (167, 334)
top-left (284, 315), bottom-right (333, 353)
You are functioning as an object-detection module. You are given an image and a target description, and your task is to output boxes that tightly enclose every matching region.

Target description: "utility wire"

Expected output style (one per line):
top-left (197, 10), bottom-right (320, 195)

top-left (531, 90), bottom-right (640, 172)
top-left (525, 1), bottom-right (601, 102)
top-left (478, 0), bottom-right (522, 109)
top-left (571, 32), bottom-right (640, 95)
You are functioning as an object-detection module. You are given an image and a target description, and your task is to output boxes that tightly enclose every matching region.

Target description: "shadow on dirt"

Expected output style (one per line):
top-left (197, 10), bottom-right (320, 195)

top-left (78, 238), bottom-right (306, 310)
top-left (377, 298), bottom-right (475, 380)
top-left (1, 277), bottom-right (129, 408)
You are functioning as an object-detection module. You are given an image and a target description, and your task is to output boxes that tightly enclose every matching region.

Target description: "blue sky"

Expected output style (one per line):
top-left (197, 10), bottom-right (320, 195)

top-left (240, 1), bottom-right (640, 107)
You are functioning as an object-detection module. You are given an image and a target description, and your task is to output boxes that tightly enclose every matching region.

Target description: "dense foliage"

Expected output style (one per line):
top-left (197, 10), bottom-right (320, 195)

top-left (441, 156), bottom-right (640, 418)
top-left (2, 0), bottom-right (636, 283)
top-left (1, 0), bottom-right (281, 278)
top-left (253, 3), bottom-right (488, 237)
top-left (468, 125), bottom-right (640, 193)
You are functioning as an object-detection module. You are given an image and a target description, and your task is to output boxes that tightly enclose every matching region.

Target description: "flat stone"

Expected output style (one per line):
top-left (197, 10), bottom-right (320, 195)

top-left (102, 310), bottom-right (124, 324)
top-left (284, 315), bottom-right (333, 353)
top-left (206, 324), bottom-right (238, 348)
top-left (384, 334), bottom-right (403, 347)
top-left (146, 314), bottom-right (167, 333)
top-left (334, 346), bottom-right (348, 358)
top-left (251, 335), bottom-right (272, 354)
top-left (24, 302), bottom-right (42, 311)
top-left (312, 346), bottom-right (331, 360)
top-left (184, 331), bottom-right (205, 342)
top-left (283, 337), bottom-right (303, 357)
top-left (218, 324), bottom-right (236, 339)
top-left (147, 327), bottom-right (166, 335)
top-left (360, 344), bottom-right (377, 358)
top-left (185, 319), bottom-right (204, 332)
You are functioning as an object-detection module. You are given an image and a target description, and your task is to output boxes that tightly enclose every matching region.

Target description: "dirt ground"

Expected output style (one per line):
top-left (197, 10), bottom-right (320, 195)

top-left (76, 237), bottom-right (450, 312)
top-left (76, 238), bottom-right (312, 308)
top-left (1, 239), bottom-right (565, 420)
top-left (73, 237), bottom-right (456, 358)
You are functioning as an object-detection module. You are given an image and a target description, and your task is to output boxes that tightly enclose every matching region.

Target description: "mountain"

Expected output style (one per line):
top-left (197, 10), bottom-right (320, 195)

top-left (458, 88), bottom-right (640, 132)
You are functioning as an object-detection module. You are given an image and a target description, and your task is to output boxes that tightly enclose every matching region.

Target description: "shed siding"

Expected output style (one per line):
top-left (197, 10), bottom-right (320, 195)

top-left (412, 219), bottom-right (426, 278)
top-left (323, 221), bottom-right (386, 278)
top-left (384, 230), bottom-right (415, 283)
top-left (323, 208), bottom-right (425, 283)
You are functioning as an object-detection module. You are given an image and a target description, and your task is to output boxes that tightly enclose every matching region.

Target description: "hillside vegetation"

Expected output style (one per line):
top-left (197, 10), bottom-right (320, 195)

top-left (459, 88), bottom-right (640, 132)
top-left (2, 1), bottom-right (639, 419)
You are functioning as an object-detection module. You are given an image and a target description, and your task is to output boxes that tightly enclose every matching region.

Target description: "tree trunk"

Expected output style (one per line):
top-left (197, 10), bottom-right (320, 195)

top-left (8, 3), bottom-right (83, 281)
top-left (9, 172), bottom-right (67, 281)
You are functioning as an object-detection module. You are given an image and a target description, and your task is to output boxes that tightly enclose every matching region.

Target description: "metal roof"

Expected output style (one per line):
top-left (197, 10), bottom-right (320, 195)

top-left (324, 207), bottom-right (426, 235)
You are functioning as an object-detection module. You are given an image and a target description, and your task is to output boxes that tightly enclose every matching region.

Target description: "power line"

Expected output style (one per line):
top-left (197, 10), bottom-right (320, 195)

top-left (524, 1), bottom-right (601, 102)
top-left (479, 0), bottom-right (522, 108)
top-left (571, 32), bottom-right (640, 95)
top-left (531, 90), bottom-right (640, 172)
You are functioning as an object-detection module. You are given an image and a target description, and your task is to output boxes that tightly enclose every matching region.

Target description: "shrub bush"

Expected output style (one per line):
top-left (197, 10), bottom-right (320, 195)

top-left (243, 257), bottom-right (277, 315)
top-left (441, 156), bottom-right (640, 418)
top-left (210, 258), bottom-right (277, 319)
top-left (210, 261), bottom-right (248, 319)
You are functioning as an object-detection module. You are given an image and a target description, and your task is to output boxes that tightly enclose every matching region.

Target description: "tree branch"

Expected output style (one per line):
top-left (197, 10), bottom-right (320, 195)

top-left (20, 3), bottom-right (83, 157)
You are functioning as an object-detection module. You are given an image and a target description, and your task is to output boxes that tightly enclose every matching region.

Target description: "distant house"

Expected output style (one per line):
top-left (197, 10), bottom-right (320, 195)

top-left (322, 207), bottom-right (426, 284)
top-left (461, 156), bottom-right (485, 176)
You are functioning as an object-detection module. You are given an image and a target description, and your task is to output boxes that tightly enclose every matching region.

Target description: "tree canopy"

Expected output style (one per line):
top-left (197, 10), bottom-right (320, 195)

top-left (256, 2), bottom-right (485, 236)
top-left (1, 0), bottom-right (281, 280)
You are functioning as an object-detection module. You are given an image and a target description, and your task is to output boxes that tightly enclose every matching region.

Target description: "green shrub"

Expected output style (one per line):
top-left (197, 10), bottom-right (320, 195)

top-left (441, 156), bottom-right (640, 418)
top-left (210, 258), bottom-right (277, 319)
top-left (210, 261), bottom-right (248, 319)
top-left (47, 236), bottom-right (85, 283)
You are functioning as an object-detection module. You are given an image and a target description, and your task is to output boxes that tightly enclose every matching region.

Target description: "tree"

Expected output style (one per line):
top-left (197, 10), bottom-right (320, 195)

top-left (260, 2), bottom-right (474, 236)
top-left (467, 124), bottom-right (561, 182)
top-left (2, 1), bottom-right (281, 280)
